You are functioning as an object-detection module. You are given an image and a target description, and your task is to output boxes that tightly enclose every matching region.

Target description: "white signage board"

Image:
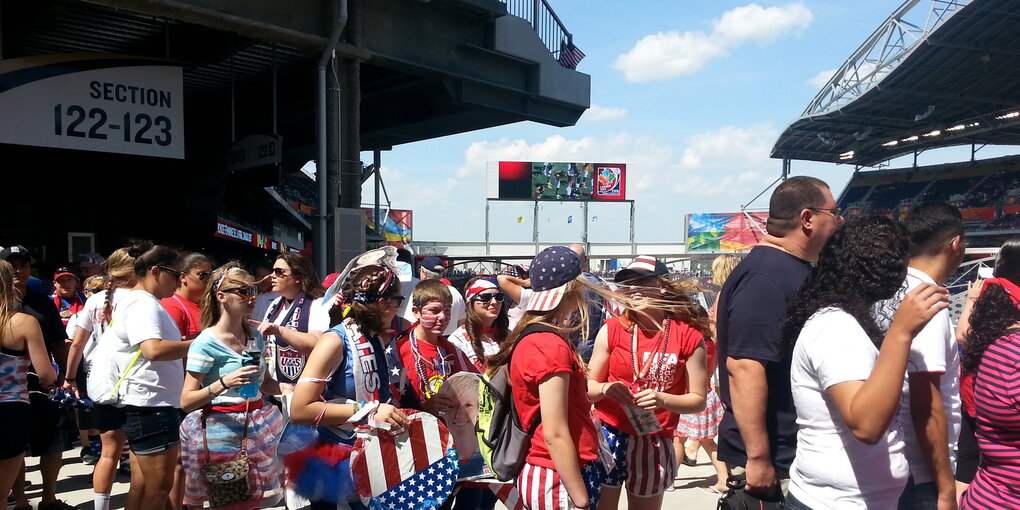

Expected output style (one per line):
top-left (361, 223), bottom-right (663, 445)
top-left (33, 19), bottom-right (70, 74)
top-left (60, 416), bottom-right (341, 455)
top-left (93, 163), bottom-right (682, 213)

top-left (0, 57), bottom-right (184, 159)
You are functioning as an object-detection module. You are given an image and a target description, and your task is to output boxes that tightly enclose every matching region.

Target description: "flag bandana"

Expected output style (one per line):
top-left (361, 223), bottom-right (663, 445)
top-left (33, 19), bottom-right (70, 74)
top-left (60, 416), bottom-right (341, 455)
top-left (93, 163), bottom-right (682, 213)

top-left (351, 410), bottom-right (459, 510)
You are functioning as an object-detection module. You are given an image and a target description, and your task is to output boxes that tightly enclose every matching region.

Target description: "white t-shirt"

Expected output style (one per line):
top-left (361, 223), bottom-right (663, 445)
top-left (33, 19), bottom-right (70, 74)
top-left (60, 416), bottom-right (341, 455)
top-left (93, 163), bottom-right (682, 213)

top-left (506, 287), bottom-right (532, 331)
top-left (308, 296), bottom-right (330, 333)
top-left (447, 326), bottom-right (500, 370)
top-left (110, 290), bottom-right (185, 408)
top-left (73, 290), bottom-right (124, 364)
top-left (402, 281), bottom-right (465, 336)
top-left (789, 308), bottom-right (908, 510)
top-left (875, 267), bottom-right (961, 483)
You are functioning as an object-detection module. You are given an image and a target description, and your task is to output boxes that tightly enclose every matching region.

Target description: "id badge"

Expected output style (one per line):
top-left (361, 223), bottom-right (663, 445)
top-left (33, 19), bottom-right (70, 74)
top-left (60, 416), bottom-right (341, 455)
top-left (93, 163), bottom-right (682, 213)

top-left (627, 379), bottom-right (663, 436)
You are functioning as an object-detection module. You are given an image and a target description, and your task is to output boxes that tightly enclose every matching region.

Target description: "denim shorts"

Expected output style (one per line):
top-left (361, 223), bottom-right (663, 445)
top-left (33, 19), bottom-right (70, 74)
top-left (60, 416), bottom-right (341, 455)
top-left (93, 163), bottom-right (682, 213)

top-left (121, 406), bottom-right (184, 455)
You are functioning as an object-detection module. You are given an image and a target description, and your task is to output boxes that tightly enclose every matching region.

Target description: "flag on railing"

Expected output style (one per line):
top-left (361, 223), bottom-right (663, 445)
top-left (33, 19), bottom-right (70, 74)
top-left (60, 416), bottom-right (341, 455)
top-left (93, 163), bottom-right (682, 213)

top-left (558, 41), bottom-right (585, 70)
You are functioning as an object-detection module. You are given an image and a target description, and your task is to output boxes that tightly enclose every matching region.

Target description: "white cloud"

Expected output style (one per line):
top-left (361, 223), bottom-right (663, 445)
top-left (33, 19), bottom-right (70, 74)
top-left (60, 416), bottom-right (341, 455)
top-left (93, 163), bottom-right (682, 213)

top-left (613, 31), bottom-right (726, 83)
top-left (582, 104), bottom-right (628, 123)
top-left (712, 3), bottom-right (813, 45)
top-left (806, 68), bottom-right (837, 89)
top-left (614, 3), bottom-right (814, 83)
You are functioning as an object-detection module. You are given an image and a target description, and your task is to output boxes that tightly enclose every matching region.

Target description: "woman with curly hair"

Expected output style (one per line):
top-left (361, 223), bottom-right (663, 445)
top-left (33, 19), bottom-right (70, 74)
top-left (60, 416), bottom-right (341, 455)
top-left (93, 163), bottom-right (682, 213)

top-left (781, 216), bottom-right (948, 510)
top-left (587, 256), bottom-right (709, 510)
top-left (958, 274), bottom-right (1020, 508)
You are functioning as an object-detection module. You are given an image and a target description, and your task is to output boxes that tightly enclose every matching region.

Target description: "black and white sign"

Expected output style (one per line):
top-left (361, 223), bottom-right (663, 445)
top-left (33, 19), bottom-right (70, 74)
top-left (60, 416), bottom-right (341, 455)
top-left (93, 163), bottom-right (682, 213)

top-left (0, 56), bottom-right (184, 159)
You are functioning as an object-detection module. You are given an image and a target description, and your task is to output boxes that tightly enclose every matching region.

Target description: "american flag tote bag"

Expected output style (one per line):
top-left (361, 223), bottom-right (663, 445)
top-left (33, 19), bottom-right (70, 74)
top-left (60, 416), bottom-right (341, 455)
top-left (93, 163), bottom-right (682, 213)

top-left (350, 410), bottom-right (459, 510)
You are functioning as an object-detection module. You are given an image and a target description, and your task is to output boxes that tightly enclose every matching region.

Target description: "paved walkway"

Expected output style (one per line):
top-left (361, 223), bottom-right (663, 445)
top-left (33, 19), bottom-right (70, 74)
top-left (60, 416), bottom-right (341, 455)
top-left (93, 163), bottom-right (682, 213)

top-left (26, 446), bottom-right (724, 509)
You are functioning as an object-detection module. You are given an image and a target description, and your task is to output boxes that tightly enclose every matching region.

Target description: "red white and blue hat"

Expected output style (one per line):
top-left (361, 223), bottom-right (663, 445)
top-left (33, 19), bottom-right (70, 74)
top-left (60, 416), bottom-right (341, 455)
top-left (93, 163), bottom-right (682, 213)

top-left (614, 255), bottom-right (668, 283)
top-left (526, 246), bottom-right (582, 312)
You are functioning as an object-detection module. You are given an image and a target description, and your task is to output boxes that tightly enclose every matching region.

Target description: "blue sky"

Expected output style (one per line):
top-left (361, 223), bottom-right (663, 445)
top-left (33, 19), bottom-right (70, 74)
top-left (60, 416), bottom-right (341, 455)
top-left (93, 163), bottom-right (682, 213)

top-left (358, 1), bottom-right (1017, 245)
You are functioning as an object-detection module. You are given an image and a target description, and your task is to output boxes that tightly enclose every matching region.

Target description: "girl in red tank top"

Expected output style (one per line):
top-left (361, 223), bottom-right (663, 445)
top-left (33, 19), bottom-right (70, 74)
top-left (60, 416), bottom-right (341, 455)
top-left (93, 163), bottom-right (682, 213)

top-left (586, 256), bottom-right (711, 510)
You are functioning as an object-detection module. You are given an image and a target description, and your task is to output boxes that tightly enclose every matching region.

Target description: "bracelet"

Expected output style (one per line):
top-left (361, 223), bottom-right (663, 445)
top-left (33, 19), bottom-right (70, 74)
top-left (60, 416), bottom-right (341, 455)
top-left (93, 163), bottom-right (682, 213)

top-left (208, 385), bottom-right (216, 398)
top-left (351, 401), bottom-right (361, 415)
top-left (600, 382), bottom-right (609, 395)
top-left (65, 377), bottom-right (77, 382)
top-left (219, 376), bottom-right (228, 389)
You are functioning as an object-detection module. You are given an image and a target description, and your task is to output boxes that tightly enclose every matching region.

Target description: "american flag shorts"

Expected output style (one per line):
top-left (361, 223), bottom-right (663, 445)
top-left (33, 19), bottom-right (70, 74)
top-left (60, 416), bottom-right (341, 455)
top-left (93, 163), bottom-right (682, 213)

top-left (517, 460), bottom-right (604, 510)
top-left (601, 423), bottom-right (677, 497)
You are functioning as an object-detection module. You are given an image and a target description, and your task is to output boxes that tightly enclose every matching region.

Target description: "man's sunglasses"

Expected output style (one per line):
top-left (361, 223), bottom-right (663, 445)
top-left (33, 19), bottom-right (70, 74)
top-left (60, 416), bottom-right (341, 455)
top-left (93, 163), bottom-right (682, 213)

top-left (157, 266), bottom-right (182, 279)
top-left (473, 292), bottom-right (506, 303)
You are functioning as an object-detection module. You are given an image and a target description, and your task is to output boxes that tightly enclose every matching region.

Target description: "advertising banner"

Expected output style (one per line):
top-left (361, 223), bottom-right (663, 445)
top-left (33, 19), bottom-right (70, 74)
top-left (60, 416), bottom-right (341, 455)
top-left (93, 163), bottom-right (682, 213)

top-left (214, 219), bottom-right (307, 254)
top-left (496, 161), bottom-right (626, 201)
top-left (0, 55), bottom-right (184, 159)
top-left (686, 212), bottom-right (768, 252)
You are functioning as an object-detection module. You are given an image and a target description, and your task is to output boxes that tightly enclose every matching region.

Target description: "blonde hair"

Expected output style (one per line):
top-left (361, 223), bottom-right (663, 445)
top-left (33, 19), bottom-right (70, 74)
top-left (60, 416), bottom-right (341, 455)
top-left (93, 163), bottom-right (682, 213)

top-left (711, 254), bottom-right (740, 287)
top-left (200, 263), bottom-right (255, 330)
top-left (101, 247), bottom-right (139, 324)
top-left (0, 261), bottom-right (17, 341)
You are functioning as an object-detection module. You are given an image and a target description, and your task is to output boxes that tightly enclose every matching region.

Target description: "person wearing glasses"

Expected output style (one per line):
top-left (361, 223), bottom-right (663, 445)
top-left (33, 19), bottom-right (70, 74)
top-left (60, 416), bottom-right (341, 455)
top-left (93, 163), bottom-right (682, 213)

top-left (448, 276), bottom-right (509, 372)
top-left (251, 253), bottom-right (324, 395)
top-left (587, 256), bottom-right (710, 510)
top-left (179, 264), bottom-right (283, 510)
top-left (103, 241), bottom-right (193, 510)
top-left (160, 252), bottom-right (212, 340)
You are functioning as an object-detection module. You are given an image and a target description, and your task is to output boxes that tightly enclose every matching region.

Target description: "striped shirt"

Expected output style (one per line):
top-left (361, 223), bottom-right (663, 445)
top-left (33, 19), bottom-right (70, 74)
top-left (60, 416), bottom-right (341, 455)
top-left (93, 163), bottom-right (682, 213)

top-left (961, 330), bottom-right (1020, 509)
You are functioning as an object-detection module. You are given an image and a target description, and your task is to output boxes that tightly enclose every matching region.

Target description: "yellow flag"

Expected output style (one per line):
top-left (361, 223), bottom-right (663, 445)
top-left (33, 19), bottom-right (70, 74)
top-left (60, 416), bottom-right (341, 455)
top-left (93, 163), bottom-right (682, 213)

top-left (516, 216), bottom-right (524, 223)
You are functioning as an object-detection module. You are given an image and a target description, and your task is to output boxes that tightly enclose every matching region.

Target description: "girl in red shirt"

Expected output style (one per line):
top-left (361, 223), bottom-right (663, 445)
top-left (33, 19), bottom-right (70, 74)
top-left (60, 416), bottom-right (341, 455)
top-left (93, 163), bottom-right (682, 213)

top-left (587, 256), bottom-right (711, 510)
top-left (487, 246), bottom-right (603, 510)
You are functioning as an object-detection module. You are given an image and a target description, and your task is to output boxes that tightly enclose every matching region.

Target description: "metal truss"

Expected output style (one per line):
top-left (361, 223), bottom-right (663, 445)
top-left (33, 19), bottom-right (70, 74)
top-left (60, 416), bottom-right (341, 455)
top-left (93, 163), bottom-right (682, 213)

top-left (803, 0), bottom-right (972, 118)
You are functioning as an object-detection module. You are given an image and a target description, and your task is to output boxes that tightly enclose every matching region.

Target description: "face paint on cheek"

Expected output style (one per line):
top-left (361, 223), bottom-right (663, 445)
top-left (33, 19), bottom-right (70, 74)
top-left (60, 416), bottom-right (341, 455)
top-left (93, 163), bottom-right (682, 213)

top-left (418, 301), bottom-right (451, 333)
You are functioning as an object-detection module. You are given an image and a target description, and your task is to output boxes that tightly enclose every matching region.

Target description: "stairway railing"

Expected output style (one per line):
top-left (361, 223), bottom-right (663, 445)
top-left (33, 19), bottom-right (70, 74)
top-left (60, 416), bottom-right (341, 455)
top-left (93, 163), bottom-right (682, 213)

top-left (499, 0), bottom-right (582, 68)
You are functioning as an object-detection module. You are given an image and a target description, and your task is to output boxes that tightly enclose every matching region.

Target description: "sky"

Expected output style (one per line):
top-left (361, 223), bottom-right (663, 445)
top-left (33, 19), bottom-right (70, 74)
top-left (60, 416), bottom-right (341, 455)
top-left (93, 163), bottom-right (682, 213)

top-left (355, 1), bottom-right (1018, 245)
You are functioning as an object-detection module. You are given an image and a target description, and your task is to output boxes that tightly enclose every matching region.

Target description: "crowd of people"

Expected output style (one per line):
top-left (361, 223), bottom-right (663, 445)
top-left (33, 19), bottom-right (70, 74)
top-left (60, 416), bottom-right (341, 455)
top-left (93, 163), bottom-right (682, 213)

top-left (2, 176), bottom-right (1020, 510)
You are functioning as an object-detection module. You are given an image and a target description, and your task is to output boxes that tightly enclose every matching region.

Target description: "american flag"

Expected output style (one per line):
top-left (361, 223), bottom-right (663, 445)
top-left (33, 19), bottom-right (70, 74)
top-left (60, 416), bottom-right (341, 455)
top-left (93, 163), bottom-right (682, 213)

top-left (351, 410), bottom-right (459, 509)
top-left (558, 41), bottom-right (585, 70)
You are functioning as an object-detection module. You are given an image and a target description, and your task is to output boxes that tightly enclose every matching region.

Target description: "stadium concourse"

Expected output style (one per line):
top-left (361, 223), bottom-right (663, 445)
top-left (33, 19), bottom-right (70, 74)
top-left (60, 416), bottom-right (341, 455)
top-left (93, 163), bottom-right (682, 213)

top-left (30, 448), bottom-right (724, 509)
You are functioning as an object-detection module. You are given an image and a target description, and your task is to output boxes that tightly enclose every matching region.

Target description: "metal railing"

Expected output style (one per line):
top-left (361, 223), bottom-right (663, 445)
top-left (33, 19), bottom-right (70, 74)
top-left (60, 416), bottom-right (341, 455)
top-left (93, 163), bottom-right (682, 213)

top-left (500, 0), bottom-right (573, 62)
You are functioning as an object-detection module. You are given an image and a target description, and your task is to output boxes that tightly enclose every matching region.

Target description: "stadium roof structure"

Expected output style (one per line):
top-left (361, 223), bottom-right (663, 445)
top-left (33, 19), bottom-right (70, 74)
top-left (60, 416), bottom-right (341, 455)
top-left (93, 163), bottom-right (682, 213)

top-left (771, 0), bottom-right (1020, 167)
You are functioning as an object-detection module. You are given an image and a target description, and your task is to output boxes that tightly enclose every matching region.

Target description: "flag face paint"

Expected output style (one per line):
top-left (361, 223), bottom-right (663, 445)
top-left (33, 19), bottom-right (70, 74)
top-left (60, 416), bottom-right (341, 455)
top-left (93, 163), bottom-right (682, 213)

top-left (417, 300), bottom-right (451, 334)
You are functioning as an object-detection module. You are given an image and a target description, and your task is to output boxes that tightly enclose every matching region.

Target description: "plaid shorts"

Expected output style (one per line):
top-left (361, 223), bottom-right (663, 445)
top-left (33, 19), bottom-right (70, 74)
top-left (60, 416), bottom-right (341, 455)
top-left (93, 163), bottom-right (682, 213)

top-left (517, 460), bottom-right (604, 510)
top-left (601, 423), bottom-right (676, 497)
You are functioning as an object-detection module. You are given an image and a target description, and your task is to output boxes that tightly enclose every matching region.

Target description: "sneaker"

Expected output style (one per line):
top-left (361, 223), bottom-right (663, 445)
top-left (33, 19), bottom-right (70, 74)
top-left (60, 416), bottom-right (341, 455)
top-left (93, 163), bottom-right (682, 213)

top-left (80, 447), bottom-right (98, 466)
top-left (38, 500), bottom-right (76, 510)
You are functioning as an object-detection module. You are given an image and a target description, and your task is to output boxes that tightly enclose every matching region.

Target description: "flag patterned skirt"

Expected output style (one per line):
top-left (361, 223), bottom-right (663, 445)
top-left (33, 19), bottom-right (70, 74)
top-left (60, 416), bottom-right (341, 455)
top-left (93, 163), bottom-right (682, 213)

top-left (673, 388), bottom-right (723, 441)
top-left (180, 404), bottom-right (285, 510)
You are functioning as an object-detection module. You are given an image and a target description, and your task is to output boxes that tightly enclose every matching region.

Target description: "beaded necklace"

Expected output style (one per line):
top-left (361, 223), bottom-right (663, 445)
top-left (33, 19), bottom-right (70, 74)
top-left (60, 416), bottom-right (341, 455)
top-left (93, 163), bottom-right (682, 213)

top-left (630, 317), bottom-right (672, 392)
top-left (408, 327), bottom-right (449, 399)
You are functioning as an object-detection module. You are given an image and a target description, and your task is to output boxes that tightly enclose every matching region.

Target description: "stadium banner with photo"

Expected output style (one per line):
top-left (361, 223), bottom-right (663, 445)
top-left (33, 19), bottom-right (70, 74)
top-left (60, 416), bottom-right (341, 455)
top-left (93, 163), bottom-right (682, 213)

top-left (686, 212), bottom-right (768, 252)
top-left (960, 207), bottom-right (994, 224)
top-left (0, 55), bottom-right (184, 159)
top-left (363, 208), bottom-right (412, 247)
top-left (494, 161), bottom-right (626, 201)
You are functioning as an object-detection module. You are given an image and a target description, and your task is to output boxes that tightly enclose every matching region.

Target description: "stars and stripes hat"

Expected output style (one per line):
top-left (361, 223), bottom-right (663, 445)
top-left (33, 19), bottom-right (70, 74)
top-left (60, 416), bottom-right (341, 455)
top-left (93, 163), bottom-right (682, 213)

top-left (526, 246), bottom-right (582, 312)
top-left (614, 255), bottom-right (668, 283)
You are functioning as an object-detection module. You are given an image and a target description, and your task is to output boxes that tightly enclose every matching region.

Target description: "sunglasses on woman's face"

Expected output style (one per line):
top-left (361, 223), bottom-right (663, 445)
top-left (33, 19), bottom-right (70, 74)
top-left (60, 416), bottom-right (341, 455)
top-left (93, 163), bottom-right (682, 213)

top-left (195, 271), bottom-right (211, 281)
top-left (157, 265), bottom-right (182, 279)
top-left (474, 292), bottom-right (506, 304)
top-left (225, 286), bottom-right (258, 298)
top-left (380, 295), bottom-right (406, 306)
top-left (272, 268), bottom-right (292, 277)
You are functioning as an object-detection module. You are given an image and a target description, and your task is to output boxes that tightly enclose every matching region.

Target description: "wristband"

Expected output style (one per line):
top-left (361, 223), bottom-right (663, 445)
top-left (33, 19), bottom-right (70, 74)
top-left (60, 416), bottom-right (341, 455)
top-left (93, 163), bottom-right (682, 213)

top-left (600, 382), bottom-right (609, 395)
top-left (65, 377), bottom-right (77, 382)
top-left (219, 376), bottom-right (228, 389)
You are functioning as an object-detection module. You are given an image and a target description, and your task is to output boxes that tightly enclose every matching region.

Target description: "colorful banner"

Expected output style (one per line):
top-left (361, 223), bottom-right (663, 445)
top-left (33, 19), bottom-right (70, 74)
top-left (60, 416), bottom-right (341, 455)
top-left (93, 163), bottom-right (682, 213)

top-left (214, 218), bottom-right (307, 254)
top-left (686, 212), bottom-right (769, 252)
top-left (496, 161), bottom-right (626, 201)
top-left (363, 208), bottom-right (413, 248)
